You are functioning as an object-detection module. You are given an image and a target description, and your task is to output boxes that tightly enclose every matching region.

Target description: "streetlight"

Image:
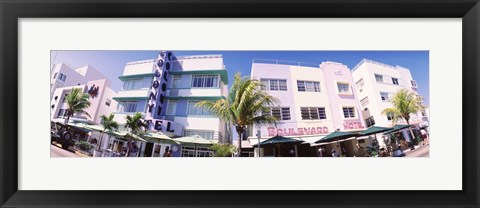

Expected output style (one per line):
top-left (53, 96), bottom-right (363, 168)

top-left (256, 130), bottom-right (261, 157)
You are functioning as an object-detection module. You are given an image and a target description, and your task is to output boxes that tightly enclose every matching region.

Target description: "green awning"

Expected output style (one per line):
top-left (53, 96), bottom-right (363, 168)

top-left (314, 131), bottom-right (359, 143)
top-left (174, 135), bottom-right (214, 145)
top-left (253, 135), bottom-right (303, 147)
top-left (166, 96), bottom-right (225, 101)
top-left (112, 96), bottom-right (149, 102)
top-left (170, 69), bottom-right (228, 84)
top-left (359, 126), bottom-right (393, 136)
top-left (118, 73), bottom-right (155, 81)
top-left (383, 125), bottom-right (411, 135)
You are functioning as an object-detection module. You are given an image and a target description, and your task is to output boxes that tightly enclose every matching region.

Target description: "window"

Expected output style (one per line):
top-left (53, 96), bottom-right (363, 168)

top-left (421, 110), bottom-right (427, 117)
top-left (355, 78), bottom-right (364, 88)
top-left (172, 75), bottom-right (182, 88)
top-left (386, 113), bottom-right (394, 121)
top-left (117, 101), bottom-right (138, 113)
top-left (360, 97), bottom-right (369, 108)
top-left (57, 73), bottom-right (67, 82)
top-left (343, 107), bottom-right (355, 118)
top-left (57, 109), bottom-right (66, 118)
top-left (374, 74), bottom-right (383, 83)
top-left (300, 107), bottom-right (327, 120)
top-left (62, 94), bottom-right (68, 103)
top-left (365, 116), bottom-right (375, 127)
top-left (191, 75), bottom-right (219, 88)
top-left (392, 78), bottom-right (399, 85)
top-left (181, 145), bottom-right (212, 157)
top-left (380, 92), bottom-right (389, 101)
top-left (261, 79), bottom-right (287, 91)
top-left (411, 80), bottom-right (418, 88)
top-left (122, 79), bottom-right (143, 90)
top-left (263, 107), bottom-right (291, 120)
top-left (105, 98), bottom-right (111, 106)
top-left (184, 129), bottom-right (215, 140)
top-left (337, 83), bottom-right (350, 93)
top-left (166, 100), bottom-right (177, 115)
top-left (297, 81), bottom-right (320, 92)
top-left (187, 101), bottom-right (213, 116)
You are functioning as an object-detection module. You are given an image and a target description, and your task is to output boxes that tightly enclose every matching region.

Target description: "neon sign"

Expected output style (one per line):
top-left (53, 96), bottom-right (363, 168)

top-left (267, 126), bottom-right (329, 137)
top-left (88, 84), bottom-right (99, 98)
top-left (342, 121), bottom-right (364, 130)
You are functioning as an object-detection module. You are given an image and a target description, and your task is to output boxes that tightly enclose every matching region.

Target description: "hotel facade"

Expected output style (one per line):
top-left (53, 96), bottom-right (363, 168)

top-left (244, 60), bottom-right (366, 156)
top-left (50, 63), bottom-right (118, 125)
top-left (351, 59), bottom-right (429, 145)
top-left (112, 51), bottom-right (229, 157)
top-left (242, 59), bottom-right (428, 156)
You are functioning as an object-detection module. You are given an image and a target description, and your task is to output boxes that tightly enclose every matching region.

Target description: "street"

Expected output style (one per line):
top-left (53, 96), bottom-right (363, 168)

top-left (405, 145), bottom-right (430, 157)
top-left (51, 144), bottom-right (83, 157)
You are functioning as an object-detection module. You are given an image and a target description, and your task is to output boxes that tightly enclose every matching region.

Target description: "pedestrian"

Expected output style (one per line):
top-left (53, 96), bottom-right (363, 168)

top-left (317, 147), bottom-right (324, 157)
top-left (163, 150), bottom-right (172, 157)
top-left (332, 149), bottom-right (339, 157)
top-left (355, 144), bottom-right (366, 157)
top-left (420, 129), bottom-right (429, 145)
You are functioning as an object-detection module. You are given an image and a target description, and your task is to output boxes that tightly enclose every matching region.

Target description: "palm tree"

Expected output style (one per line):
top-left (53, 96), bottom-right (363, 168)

top-left (64, 88), bottom-right (91, 124)
top-left (124, 112), bottom-right (147, 157)
top-left (98, 113), bottom-right (119, 150)
top-left (382, 89), bottom-right (423, 148)
top-left (196, 73), bottom-right (279, 156)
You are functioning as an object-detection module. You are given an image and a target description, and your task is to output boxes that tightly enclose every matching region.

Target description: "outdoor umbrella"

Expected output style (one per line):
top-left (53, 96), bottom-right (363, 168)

top-left (174, 135), bottom-right (214, 157)
top-left (359, 126), bottom-right (393, 136)
top-left (252, 135), bottom-right (303, 147)
top-left (252, 135), bottom-right (303, 157)
top-left (174, 135), bottom-right (214, 145)
top-left (105, 130), bottom-right (147, 142)
top-left (140, 131), bottom-right (179, 145)
top-left (382, 124), bottom-right (411, 135)
top-left (314, 131), bottom-right (359, 144)
top-left (60, 122), bottom-right (91, 133)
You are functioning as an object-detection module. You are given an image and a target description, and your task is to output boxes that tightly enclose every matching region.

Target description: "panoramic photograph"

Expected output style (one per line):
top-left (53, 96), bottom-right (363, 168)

top-left (50, 50), bottom-right (430, 158)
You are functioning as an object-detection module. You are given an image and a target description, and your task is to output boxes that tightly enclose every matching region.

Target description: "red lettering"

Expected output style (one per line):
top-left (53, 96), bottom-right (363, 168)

top-left (304, 128), bottom-right (310, 135)
top-left (268, 127), bottom-right (276, 136)
top-left (323, 127), bottom-right (329, 133)
top-left (343, 122), bottom-right (348, 130)
top-left (298, 128), bottom-right (304, 135)
top-left (317, 127), bottom-right (323, 134)
top-left (277, 129), bottom-right (284, 136)
top-left (310, 127), bottom-right (316, 135)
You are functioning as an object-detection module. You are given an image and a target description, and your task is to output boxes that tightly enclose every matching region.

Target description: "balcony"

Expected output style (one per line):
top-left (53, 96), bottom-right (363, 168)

top-left (167, 88), bottom-right (223, 97)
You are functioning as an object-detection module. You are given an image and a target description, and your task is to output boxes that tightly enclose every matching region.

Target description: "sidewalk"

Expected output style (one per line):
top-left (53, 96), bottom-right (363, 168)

top-left (403, 144), bottom-right (427, 154)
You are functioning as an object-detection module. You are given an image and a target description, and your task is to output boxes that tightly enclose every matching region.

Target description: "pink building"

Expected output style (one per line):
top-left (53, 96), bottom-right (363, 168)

top-left (320, 62), bottom-right (365, 132)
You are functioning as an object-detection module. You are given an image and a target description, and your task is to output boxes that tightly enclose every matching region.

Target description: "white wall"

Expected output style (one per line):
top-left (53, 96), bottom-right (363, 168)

top-left (352, 60), bottom-right (426, 127)
top-left (123, 59), bottom-right (156, 76)
top-left (174, 55), bottom-right (224, 71)
top-left (250, 63), bottom-right (335, 138)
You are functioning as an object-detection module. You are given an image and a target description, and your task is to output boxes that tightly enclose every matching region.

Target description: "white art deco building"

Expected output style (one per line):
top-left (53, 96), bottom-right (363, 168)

top-left (351, 59), bottom-right (429, 143)
top-left (112, 51), bottom-right (229, 157)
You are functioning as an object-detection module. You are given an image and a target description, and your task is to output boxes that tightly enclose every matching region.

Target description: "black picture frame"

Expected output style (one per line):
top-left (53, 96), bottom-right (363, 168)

top-left (1, 0), bottom-right (479, 207)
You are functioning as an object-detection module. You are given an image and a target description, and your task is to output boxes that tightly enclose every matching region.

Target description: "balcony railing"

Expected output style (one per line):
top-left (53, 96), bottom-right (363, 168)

top-left (252, 59), bottom-right (319, 68)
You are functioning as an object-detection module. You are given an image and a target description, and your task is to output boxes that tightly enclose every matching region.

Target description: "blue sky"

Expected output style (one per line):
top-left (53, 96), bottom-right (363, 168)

top-left (51, 50), bottom-right (429, 105)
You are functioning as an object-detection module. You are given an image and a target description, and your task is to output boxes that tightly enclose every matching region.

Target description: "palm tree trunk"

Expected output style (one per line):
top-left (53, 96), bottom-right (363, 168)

top-left (125, 137), bottom-right (131, 157)
top-left (237, 132), bottom-right (242, 157)
top-left (97, 131), bottom-right (104, 150)
top-left (406, 121), bottom-right (416, 150)
top-left (64, 115), bottom-right (70, 125)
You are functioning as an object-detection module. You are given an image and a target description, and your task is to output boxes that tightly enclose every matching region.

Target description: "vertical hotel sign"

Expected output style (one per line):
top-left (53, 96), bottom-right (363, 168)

top-left (145, 51), bottom-right (182, 136)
